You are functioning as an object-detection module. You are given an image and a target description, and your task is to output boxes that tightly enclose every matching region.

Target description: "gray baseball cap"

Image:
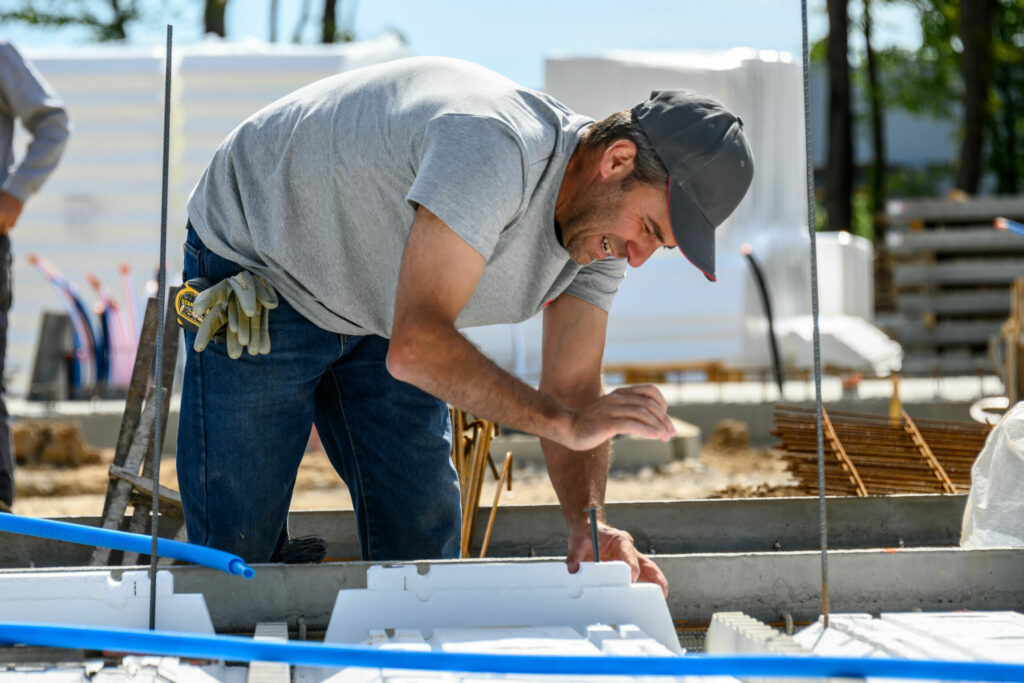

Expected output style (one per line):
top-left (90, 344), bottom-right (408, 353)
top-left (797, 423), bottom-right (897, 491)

top-left (632, 89), bottom-right (754, 282)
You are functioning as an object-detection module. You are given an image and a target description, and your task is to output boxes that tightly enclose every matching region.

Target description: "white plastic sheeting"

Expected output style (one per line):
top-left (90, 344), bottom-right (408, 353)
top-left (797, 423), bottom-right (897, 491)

top-left (961, 400), bottom-right (1024, 548)
top-left (464, 49), bottom-right (900, 381)
top-left (10, 38), bottom-right (408, 396)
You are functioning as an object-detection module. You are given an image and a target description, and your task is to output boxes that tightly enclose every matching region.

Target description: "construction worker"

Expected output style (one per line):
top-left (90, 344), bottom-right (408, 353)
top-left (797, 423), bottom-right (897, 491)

top-left (0, 42), bottom-right (70, 513)
top-left (179, 56), bottom-right (753, 593)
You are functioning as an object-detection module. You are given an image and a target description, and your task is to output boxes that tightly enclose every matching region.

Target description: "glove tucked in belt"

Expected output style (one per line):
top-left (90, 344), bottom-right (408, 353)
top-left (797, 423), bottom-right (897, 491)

top-left (191, 271), bottom-right (279, 358)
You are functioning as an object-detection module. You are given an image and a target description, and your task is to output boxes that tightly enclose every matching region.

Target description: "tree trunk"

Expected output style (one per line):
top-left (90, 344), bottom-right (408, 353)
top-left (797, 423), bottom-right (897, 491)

top-left (269, 0), bottom-right (279, 42)
top-left (826, 0), bottom-right (853, 231)
top-left (322, 0), bottom-right (338, 44)
top-left (292, 0), bottom-right (312, 43)
top-left (863, 0), bottom-right (886, 239)
top-left (955, 0), bottom-right (993, 195)
top-left (998, 69), bottom-right (1019, 193)
top-left (204, 0), bottom-right (227, 37)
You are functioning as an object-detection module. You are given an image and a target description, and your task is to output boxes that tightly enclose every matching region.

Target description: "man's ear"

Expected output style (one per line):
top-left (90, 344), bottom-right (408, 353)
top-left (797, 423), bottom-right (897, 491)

top-left (599, 139), bottom-right (637, 181)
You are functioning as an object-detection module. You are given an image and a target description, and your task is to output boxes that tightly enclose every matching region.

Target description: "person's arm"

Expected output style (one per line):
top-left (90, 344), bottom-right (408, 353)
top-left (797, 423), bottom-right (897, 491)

top-left (539, 292), bottom-right (668, 595)
top-left (387, 205), bottom-right (675, 453)
top-left (0, 42), bottom-right (70, 232)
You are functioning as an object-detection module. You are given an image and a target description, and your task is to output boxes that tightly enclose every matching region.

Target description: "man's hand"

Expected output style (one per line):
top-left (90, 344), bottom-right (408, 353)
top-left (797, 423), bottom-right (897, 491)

top-left (0, 192), bottom-right (24, 234)
top-left (562, 384), bottom-right (675, 451)
top-left (567, 522), bottom-right (668, 597)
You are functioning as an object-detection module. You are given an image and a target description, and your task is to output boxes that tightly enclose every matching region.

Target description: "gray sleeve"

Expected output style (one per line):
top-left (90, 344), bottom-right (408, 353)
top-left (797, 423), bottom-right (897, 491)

top-left (406, 114), bottom-right (525, 260)
top-left (0, 42), bottom-right (70, 202)
top-left (564, 257), bottom-right (627, 312)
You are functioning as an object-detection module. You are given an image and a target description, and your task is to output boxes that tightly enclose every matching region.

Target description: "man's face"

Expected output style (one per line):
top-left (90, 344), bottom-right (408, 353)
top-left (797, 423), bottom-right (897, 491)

top-left (559, 177), bottom-right (676, 268)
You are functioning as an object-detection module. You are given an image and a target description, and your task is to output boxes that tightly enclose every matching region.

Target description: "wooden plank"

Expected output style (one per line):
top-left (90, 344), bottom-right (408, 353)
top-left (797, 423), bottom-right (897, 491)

top-left (109, 466), bottom-right (182, 507)
top-left (896, 290), bottom-right (1010, 315)
top-left (1009, 279), bottom-right (1024, 404)
top-left (900, 354), bottom-right (992, 376)
top-left (99, 298), bottom-right (160, 522)
top-left (888, 228), bottom-right (1024, 255)
top-left (881, 319), bottom-right (1002, 345)
top-left (89, 386), bottom-right (165, 566)
top-left (886, 197), bottom-right (1024, 227)
top-left (602, 360), bottom-right (741, 383)
top-left (892, 259), bottom-right (1024, 286)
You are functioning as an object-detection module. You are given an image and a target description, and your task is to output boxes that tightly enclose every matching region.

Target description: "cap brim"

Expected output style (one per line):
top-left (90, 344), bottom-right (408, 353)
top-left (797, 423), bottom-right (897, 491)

top-left (668, 180), bottom-right (716, 282)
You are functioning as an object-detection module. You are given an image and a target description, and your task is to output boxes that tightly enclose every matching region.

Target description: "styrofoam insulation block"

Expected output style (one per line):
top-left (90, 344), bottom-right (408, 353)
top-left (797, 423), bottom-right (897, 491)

top-left (881, 611), bottom-right (1024, 663)
top-left (704, 612), bottom-right (816, 683)
top-left (0, 570), bottom-right (214, 634)
top-left (306, 625), bottom-right (729, 683)
top-left (291, 561), bottom-right (734, 683)
top-left (705, 612), bottom-right (809, 656)
top-left (322, 561), bottom-right (680, 654)
top-left (247, 622), bottom-right (291, 683)
top-left (794, 611), bottom-right (1024, 665)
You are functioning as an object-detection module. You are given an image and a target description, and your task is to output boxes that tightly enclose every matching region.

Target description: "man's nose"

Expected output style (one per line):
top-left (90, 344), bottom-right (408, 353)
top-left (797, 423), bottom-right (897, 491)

top-left (626, 239), bottom-right (657, 267)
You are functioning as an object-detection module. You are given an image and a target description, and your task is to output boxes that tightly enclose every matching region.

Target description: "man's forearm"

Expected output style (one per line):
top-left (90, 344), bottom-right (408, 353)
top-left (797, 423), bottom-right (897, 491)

top-left (541, 437), bottom-right (610, 536)
top-left (387, 317), bottom-right (572, 444)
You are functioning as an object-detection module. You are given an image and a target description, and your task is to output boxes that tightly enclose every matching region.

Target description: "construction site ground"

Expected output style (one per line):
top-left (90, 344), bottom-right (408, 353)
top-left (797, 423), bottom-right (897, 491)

top-left (9, 420), bottom-right (799, 518)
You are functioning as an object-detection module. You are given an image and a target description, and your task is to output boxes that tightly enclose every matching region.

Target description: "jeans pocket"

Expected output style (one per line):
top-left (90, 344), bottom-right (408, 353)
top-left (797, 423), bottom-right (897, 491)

top-left (183, 224), bottom-right (243, 282)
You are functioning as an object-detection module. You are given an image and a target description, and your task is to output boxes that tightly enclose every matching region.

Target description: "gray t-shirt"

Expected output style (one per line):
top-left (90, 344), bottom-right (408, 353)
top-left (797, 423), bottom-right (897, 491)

top-left (187, 56), bottom-right (626, 338)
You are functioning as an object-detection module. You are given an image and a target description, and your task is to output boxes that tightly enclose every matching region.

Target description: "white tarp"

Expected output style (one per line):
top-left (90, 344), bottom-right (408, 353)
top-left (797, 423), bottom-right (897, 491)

top-left (961, 401), bottom-right (1024, 548)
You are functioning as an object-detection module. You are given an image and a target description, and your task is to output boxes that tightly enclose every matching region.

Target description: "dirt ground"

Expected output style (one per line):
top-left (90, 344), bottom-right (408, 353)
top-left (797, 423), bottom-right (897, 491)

top-left (9, 420), bottom-right (801, 518)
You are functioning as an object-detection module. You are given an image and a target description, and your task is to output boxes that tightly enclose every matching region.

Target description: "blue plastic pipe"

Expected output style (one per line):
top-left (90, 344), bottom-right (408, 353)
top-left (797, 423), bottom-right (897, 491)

top-left (2, 622), bottom-right (1024, 680)
top-left (995, 217), bottom-right (1024, 238)
top-left (0, 513), bottom-right (253, 578)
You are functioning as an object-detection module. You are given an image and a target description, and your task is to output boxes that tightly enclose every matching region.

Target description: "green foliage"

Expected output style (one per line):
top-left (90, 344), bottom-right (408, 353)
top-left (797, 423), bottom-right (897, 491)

top-left (885, 162), bottom-right (956, 196)
top-left (816, 0), bottom-right (1024, 204)
top-left (814, 191), bottom-right (875, 241)
top-left (0, 0), bottom-right (142, 42)
top-left (987, 0), bottom-right (1024, 193)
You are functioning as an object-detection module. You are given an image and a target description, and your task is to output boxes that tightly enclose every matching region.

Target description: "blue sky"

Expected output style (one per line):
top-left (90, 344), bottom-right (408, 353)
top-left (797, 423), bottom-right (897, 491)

top-left (4, 0), bottom-right (922, 89)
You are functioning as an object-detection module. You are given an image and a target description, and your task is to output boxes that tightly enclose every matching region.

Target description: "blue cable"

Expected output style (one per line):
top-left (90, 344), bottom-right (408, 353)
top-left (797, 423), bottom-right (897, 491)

top-left (0, 513), bottom-right (253, 578)
top-left (2, 622), bottom-right (1024, 680)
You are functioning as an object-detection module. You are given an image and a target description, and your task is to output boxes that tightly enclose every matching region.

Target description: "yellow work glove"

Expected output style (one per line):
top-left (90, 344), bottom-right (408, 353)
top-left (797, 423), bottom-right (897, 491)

top-left (192, 271), bottom-right (278, 359)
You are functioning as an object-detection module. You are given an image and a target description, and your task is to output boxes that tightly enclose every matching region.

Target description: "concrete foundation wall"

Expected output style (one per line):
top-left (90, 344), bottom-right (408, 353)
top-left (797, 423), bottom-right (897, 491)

top-left (0, 495), bottom-right (967, 569)
top-left (4, 547), bottom-right (1016, 631)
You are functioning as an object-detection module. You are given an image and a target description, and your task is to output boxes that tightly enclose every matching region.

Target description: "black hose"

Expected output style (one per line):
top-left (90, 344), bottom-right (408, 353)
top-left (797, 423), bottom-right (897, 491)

top-left (741, 248), bottom-right (785, 394)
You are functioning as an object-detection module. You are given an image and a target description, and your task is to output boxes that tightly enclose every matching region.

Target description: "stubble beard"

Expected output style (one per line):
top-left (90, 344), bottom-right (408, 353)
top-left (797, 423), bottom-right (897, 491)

top-left (560, 179), bottom-right (626, 265)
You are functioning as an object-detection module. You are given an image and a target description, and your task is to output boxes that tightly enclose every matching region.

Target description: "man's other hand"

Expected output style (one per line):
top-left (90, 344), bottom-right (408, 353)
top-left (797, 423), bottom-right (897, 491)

top-left (561, 384), bottom-right (675, 452)
top-left (566, 522), bottom-right (668, 597)
top-left (0, 192), bottom-right (24, 234)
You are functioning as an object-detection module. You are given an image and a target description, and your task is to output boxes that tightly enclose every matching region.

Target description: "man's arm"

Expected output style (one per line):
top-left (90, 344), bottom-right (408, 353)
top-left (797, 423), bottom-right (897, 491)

top-left (539, 293), bottom-right (668, 595)
top-left (387, 205), bottom-right (675, 453)
top-left (0, 42), bottom-right (70, 233)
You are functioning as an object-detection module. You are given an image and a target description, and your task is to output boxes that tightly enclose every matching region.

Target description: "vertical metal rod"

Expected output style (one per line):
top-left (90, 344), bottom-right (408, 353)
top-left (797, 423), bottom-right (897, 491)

top-left (800, 0), bottom-right (830, 627)
top-left (584, 506), bottom-right (601, 562)
top-left (148, 24), bottom-right (173, 632)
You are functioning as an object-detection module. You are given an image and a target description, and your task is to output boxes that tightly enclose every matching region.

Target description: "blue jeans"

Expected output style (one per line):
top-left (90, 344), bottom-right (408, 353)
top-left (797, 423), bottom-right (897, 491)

top-left (177, 226), bottom-right (461, 563)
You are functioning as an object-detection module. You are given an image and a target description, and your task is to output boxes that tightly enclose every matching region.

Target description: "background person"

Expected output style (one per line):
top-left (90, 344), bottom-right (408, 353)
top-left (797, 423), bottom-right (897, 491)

top-left (0, 41), bottom-right (70, 512)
